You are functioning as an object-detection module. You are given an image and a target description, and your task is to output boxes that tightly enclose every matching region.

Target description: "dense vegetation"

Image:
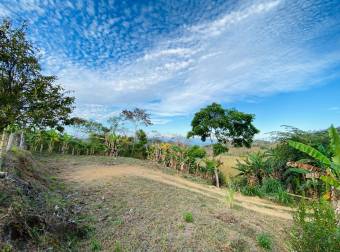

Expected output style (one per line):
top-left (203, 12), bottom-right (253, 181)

top-left (233, 126), bottom-right (340, 202)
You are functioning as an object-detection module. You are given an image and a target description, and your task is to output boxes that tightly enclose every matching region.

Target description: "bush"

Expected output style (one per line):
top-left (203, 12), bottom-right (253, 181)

top-left (187, 145), bottom-right (206, 159)
top-left (274, 189), bottom-right (293, 205)
top-left (260, 178), bottom-right (294, 205)
top-left (240, 185), bottom-right (263, 197)
top-left (256, 233), bottom-right (273, 250)
top-left (260, 178), bottom-right (283, 194)
top-left (183, 212), bottom-right (193, 223)
top-left (289, 200), bottom-right (340, 252)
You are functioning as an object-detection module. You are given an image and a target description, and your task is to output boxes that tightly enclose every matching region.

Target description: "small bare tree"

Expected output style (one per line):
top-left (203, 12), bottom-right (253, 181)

top-left (120, 108), bottom-right (152, 154)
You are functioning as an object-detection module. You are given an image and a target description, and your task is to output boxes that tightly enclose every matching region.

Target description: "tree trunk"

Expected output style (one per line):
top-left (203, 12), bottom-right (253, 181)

top-left (40, 143), bottom-right (44, 153)
top-left (6, 133), bottom-right (15, 151)
top-left (19, 131), bottom-right (25, 149)
top-left (214, 168), bottom-right (220, 188)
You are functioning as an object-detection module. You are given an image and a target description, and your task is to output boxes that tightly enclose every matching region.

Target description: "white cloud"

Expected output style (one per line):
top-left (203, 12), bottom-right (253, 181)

top-left (0, 4), bottom-right (10, 17)
top-left (2, 0), bottom-right (340, 124)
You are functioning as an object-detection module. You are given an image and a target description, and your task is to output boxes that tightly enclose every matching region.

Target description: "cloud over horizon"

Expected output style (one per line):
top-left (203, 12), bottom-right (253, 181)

top-left (1, 0), bottom-right (340, 126)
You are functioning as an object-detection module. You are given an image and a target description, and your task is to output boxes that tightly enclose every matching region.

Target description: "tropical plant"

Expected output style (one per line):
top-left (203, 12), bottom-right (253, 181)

top-left (46, 130), bottom-right (60, 153)
top-left (235, 152), bottom-right (269, 187)
top-left (288, 125), bottom-right (340, 202)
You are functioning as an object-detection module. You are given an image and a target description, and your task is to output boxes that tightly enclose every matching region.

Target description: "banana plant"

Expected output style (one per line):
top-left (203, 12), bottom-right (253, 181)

top-left (288, 125), bottom-right (340, 201)
top-left (46, 129), bottom-right (60, 153)
top-left (105, 133), bottom-right (119, 156)
top-left (60, 133), bottom-right (72, 154)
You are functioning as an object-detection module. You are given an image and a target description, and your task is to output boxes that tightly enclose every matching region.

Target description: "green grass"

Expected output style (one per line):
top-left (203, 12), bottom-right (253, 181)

top-left (183, 212), bottom-right (193, 223)
top-left (256, 233), bottom-right (273, 250)
top-left (90, 239), bottom-right (102, 251)
top-left (114, 241), bottom-right (122, 252)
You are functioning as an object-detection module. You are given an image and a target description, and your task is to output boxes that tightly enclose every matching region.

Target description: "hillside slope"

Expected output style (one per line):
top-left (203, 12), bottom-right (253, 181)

top-left (37, 155), bottom-right (292, 251)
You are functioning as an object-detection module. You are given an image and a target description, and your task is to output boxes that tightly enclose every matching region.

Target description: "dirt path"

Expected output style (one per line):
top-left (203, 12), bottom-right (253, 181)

top-left (62, 163), bottom-right (293, 220)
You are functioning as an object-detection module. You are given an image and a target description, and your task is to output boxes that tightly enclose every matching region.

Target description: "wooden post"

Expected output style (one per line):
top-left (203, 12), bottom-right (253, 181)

top-left (0, 131), bottom-right (7, 169)
top-left (19, 131), bottom-right (25, 149)
top-left (6, 133), bottom-right (15, 151)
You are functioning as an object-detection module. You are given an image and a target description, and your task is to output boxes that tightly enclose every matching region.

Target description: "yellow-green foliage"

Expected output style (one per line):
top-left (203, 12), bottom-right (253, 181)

top-left (148, 143), bottom-right (227, 185)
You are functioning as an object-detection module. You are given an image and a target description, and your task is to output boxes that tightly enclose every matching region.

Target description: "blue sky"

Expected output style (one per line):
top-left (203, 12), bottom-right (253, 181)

top-left (1, 0), bottom-right (340, 139)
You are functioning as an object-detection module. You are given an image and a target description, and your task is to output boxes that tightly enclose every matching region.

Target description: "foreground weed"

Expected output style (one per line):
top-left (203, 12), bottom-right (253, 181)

top-left (114, 241), bottom-right (122, 252)
top-left (183, 212), bottom-right (193, 223)
top-left (178, 223), bottom-right (185, 230)
top-left (112, 217), bottom-right (124, 226)
top-left (225, 188), bottom-right (235, 208)
top-left (90, 239), bottom-right (102, 251)
top-left (256, 233), bottom-right (272, 250)
top-left (0, 244), bottom-right (13, 252)
top-left (289, 200), bottom-right (340, 252)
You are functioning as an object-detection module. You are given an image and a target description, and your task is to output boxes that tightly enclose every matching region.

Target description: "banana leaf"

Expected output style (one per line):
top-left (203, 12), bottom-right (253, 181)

top-left (328, 125), bottom-right (340, 165)
top-left (288, 140), bottom-right (331, 166)
top-left (320, 174), bottom-right (340, 190)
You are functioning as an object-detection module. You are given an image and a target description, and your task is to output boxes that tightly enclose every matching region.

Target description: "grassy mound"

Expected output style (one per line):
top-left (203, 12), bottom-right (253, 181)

top-left (0, 149), bottom-right (90, 251)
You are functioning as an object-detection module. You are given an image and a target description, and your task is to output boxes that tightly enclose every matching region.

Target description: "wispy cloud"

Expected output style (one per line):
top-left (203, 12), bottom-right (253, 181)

top-left (1, 0), bottom-right (340, 125)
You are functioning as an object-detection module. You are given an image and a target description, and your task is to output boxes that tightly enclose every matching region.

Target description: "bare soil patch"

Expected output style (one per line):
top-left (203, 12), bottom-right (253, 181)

top-left (62, 162), bottom-right (292, 220)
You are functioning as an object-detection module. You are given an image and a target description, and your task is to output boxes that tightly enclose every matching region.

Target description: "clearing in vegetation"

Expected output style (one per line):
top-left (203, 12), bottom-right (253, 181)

top-left (37, 154), bottom-right (292, 251)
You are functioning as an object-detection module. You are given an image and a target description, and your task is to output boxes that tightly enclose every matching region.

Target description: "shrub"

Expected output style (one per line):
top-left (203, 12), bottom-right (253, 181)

top-left (289, 200), bottom-right (340, 252)
top-left (183, 212), bottom-right (193, 223)
top-left (256, 233), bottom-right (273, 250)
top-left (274, 189), bottom-right (293, 205)
top-left (187, 145), bottom-right (206, 159)
top-left (240, 185), bottom-right (263, 197)
top-left (260, 178), bottom-right (283, 194)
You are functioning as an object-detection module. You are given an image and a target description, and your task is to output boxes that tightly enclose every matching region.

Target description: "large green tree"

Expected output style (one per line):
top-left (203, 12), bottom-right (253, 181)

top-left (0, 19), bottom-right (74, 133)
top-left (187, 102), bottom-right (259, 187)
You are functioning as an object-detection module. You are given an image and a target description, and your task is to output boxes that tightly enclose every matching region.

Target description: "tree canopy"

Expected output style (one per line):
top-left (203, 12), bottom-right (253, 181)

top-left (187, 103), bottom-right (259, 148)
top-left (0, 19), bottom-right (74, 132)
top-left (120, 108), bottom-right (153, 130)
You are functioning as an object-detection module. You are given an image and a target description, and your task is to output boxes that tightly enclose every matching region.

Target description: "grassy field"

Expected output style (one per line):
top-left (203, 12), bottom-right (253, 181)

top-left (35, 154), bottom-right (291, 251)
top-left (219, 155), bottom-right (242, 177)
top-left (209, 143), bottom-right (272, 178)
